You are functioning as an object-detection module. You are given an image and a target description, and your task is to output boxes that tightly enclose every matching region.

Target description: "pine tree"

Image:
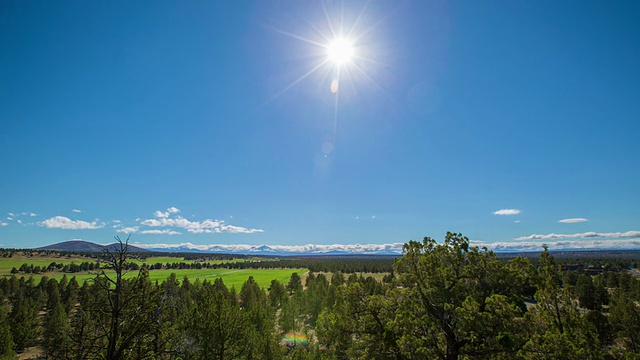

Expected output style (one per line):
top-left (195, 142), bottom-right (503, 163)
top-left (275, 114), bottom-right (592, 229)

top-left (8, 288), bottom-right (39, 351)
top-left (42, 286), bottom-right (71, 360)
top-left (609, 289), bottom-right (640, 354)
top-left (0, 306), bottom-right (16, 360)
top-left (186, 284), bottom-right (249, 359)
top-left (521, 246), bottom-right (603, 359)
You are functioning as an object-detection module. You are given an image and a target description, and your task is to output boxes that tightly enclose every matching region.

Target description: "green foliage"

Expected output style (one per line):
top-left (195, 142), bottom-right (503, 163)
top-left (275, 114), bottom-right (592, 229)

top-left (391, 232), bottom-right (532, 359)
top-left (3, 233), bottom-right (640, 359)
top-left (8, 288), bottom-right (39, 351)
top-left (42, 279), bottom-right (68, 357)
top-left (521, 247), bottom-right (604, 359)
top-left (287, 272), bottom-right (303, 295)
top-left (574, 274), bottom-right (601, 310)
top-left (609, 288), bottom-right (640, 354)
top-left (42, 296), bottom-right (71, 359)
top-left (268, 279), bottom-right (287, 308)
top-left (304, 273), bottom-right (329, 326)
top-left (0, 307), bottom-right (16, 359)
top-left (185, 282), bottom-right (249, 359)
top-left (583, 310), bottom-right (614, 347)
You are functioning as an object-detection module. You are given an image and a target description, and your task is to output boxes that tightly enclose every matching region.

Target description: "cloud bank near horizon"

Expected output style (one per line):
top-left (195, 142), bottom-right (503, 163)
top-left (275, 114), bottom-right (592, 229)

top-left (128, 236), bottom-right (640, 254)
top-left (476, 238), bottom-right (640, 252)
top-left (514, 231), bottom-right (640, 241)
top-left (132, 241), bottom-right (406, 254)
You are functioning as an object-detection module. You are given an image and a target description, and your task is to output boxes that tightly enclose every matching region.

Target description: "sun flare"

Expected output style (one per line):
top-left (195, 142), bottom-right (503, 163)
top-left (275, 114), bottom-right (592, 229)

top-left (327, 38), bottom-right (354, 66)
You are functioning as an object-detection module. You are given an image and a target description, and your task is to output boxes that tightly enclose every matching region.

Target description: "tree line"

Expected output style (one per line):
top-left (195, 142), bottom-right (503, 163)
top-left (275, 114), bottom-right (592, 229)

top-left (1, 233), bottom-right (640, 359)
top-left (11, 261), bottom-right (102, 275)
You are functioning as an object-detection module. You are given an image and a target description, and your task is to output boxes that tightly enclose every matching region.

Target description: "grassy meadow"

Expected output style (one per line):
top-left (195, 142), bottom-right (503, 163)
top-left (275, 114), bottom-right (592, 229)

top-left (0, 252), bottom-right (307, 289)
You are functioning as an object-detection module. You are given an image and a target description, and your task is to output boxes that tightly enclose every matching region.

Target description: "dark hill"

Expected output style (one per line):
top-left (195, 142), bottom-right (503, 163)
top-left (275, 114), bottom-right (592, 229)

top-left (37, 240), bottom-right (150, 253)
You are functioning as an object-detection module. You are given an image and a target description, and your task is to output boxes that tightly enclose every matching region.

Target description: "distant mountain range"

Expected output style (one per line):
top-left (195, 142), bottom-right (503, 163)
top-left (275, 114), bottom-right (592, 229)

top-left (37, 240), bottom-right (149, 253)
top-left (35, 240), bottom-right (403, 256)
top-left (142, 243), bottom-right (404, 256)
top-left (35, 240), bottom-right (640, 258)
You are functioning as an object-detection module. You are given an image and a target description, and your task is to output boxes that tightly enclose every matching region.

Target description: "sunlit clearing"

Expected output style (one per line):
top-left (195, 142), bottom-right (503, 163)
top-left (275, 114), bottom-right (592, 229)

top-left (327, 38), bottom-right (354, 65)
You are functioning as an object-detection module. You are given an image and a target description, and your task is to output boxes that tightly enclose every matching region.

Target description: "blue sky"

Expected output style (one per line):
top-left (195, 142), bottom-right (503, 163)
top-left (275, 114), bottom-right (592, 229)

top-left (1, 1), bottom-right (639, 252)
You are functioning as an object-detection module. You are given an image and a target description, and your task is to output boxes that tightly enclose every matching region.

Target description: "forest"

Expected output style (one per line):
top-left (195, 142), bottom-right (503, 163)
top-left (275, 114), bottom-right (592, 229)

top-left (1, 232), bottom-right (640, 359)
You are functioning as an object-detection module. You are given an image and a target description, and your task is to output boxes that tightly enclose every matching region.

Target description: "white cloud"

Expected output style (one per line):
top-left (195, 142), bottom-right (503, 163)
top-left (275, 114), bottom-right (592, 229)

top-left (0, 222), bottom-right (7, 227)
top-left (515, 231), bottom-right (640, 241)
top-left (514, 220), bottom-right (521, 223)
top-left (187, 229), bottom-right (214, 234)
top-left (29, 213), bottom-right (36, 217)
top-left (38, 216), bottom-right (105, 230)
top-left (72, 209), bottom-right (82, 213)
top-left (371, 215), bottom-right (376, 219)
top-left (21, 212), bottom-right (27, 216)
top-left (558, 218), bottom-right (588, 223)
top-left (139, 216), bottom-right (263, 234)
top-left (493, 209), bottom-right (521, 216)
top-left (6, 217), bottom-right (12, 221)
top-left (217, 224), bottom-right (264, 234)
top-left (153, 207), bottom-right (180, 218)
top-left (140, 229), bottom-right (181, 235)
top-left (154, 211), bottom-right (170, 218)
top-left (112, 219), bottom-right (121, 224)
top-left (17, 219), bottom-right (22, 224)
top-left (7, 213), bottom-right (14, 217)
top-left (116, 226), bottom-right (140, 234)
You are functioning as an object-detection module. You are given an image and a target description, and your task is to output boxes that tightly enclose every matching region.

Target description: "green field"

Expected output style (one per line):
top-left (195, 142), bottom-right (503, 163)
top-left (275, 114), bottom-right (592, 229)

top-left (128, 256), bottom-right (255, 265)
top-left (0, 254), bottom-right (88, 272)
top-left (0, 253), bottom-right (307, 289)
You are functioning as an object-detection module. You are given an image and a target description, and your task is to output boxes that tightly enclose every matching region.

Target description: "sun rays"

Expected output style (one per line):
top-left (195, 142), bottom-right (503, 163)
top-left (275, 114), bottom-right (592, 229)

top-left (266, 2), bottom-right (381, 102)
top-left (263, 1), bottom-right (387, 165)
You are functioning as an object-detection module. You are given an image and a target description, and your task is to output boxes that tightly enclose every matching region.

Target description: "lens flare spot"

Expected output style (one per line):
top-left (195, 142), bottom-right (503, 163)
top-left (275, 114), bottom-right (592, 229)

top-left (281, 332), bottom-right (308, 348)
top-left (322, 141), bottom-right (334, 154)
top-left (330, 79), bottom-right (339, 93)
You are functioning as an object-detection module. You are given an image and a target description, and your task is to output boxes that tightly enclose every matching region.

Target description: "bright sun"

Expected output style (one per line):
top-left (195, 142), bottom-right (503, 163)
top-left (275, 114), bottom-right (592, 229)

top-left (327, 38), bottom-right (354, 66)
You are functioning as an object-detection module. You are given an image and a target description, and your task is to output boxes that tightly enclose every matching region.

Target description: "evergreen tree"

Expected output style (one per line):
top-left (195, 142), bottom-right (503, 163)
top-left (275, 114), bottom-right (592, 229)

top-left (609, 288), bottom-right (640, 354)
top-left (64, 276), bottom-right (80, 314)
top-left (185, 284), bottom-right (249, 359)
top-left (286, 273), bottom-right (303, 296)
top-left (268, 279), bottom-right (286, 309)
top-left (304, 273), bottom-right (328, 326)
top-left (574, 274), bottom-right (600, 310)
top-left (8, 288), bottom-right (39, 351)
top-left (520, 247), bottom-right (603, 359)
top-left (392, 233), bottom-right (532, 359)
top-left (42, 286), bottom-right (71, 360)
top-left (151, 272), bottom-right (184, 359)
top-left (0, 306), bottom-right (16, 360)
top-left (318, 232), bottom-right (534, 360)
top-left (241, 276), bottom-right (283, 360)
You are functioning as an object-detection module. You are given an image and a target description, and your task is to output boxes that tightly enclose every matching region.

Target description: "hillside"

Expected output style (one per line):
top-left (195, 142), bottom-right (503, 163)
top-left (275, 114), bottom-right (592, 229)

top-left (37, 240), bottom-right (150, 253)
